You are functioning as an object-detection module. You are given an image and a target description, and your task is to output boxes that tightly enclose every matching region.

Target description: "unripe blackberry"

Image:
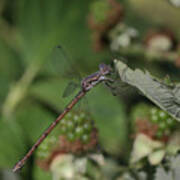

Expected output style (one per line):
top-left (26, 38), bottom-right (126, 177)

top-left (37, 111), bottom-right (96, 160)
top-left (75, 126), bottom-right (84, 138)
top-left (58, 111), bottom-right (94, 144)
top-left (36, 134), bottom-right (58, 159)
top-left (150, 107), bottom-right (177, 139)
top-left (81, 134), bottom-right (90, 144)
top-left (132, 103), bottom-right (178, 141)
top-left (36, 111), bottom-right (98, 171)
top-left (66, 120), bottom-right (75, 131)
top-left (67, 132), bottom-right (76, 142)
top-left (83, 122), bottom-right (92, 133)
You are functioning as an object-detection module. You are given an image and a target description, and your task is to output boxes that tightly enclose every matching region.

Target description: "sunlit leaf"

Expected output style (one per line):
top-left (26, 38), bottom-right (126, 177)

top-left (114, 60), bottom-right (180, 122)
top-left (155, 167), bottom-right (172, 180)
top-left (155, 155), bottom-right (180, 180)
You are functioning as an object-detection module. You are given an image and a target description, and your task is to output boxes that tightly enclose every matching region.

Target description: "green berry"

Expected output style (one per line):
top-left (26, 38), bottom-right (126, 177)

top-left (166, 118), bottom-right (175, 127)
top-left (36, 134), bottom-right (59, 159)
top-left (66, 120), bottom-right (74, 131)
top-left (67, 133), bottom-right (76, 142)
top-left (158, 121), bottom-right (167, 130)
top-left (80, 113), bottom-right (86, 119)
top-left (158, 111), bottom-right (168, 120)
top-left (151, 115), bottom-right (159, 123)
top-left (83, 122), bottom-right (92, 133)
top-left (66, 112), bottom-right (72, 118)
top-left (149, 106), bottom-right (178, 139)
top-left (156, 129), bottom-right (164, 138)
top-left (73, 115), bottom-right (80, 124)
top-left (61, 125), bottom-right (67, 134)
top-left (81, 134), bottom-right (90, 144)
top-left (60, 119), bottom-right (66, 125)
top-left (76, 116), bottom-right (84, 124)
top-left (75, 126), bottom-right (84, 138)
top-left (40, 144), bottom-right (48, 151)
top-left (151, 108), bottom-right (158, 115)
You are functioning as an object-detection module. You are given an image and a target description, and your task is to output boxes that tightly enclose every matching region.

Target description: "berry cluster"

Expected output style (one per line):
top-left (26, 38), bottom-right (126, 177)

top-left (36, 133), bottom-right (58, 159)
top-left (36, 111), bottom-right (95, 160)
top-left (59, 111), bottom-right (93, 144)
top-left (150, 107), bottom-right (177, 138)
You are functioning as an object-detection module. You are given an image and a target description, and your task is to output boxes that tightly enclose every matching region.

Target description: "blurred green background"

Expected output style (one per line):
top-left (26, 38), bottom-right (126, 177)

top-left (0, 0), bottom-right (180, 179)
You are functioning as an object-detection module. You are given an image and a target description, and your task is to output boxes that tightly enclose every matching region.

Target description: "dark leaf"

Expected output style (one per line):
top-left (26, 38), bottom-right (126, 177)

top-left (0, 118), bottom-right (26, 168)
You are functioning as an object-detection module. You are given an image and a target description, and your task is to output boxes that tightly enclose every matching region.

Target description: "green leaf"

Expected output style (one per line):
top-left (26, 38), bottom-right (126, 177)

top-left (0, 117), bottom-right (26, 168)
top-left (30, 79), bottom-right (77, 110)
top-left (130, 134), bottom-right (164, 164)
top-left (15, 0), bottom-right (101, 69)
top-left (87, 85), bottom-right (128, 156)
top-left (114, 60), bottom-right (180, 122)
top-left (15, 102), bottom-right (54, 142)
top-left (33, 166), bottom-right (51, 180)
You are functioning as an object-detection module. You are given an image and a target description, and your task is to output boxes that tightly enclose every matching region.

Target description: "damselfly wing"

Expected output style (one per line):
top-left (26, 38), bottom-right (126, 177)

top-left (47, 45), bottom-right (82, 98)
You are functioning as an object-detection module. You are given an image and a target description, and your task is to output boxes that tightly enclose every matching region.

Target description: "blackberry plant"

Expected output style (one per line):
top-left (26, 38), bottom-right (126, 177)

top-left (36, 110), bottom-right (98, 165)
top-left (150, 107), bottom-right (177, 139)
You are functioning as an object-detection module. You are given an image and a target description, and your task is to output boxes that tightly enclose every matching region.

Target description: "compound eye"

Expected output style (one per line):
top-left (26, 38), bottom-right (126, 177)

top-left (99, 63), bottom-right (111, 75)
top-left (82, 81), bottom-right (91, 91)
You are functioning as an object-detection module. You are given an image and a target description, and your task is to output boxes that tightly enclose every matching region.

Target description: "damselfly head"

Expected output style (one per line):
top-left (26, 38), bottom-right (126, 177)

top-left (99, 63), bottom-right (112, 76)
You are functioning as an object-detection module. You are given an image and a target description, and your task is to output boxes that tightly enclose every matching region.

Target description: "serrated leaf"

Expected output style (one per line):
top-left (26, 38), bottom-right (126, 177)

top-left (155, 155), bottom-right (180, 180)
top-left (114, 60), bottom-right (180, 122)
top-left (170, 156), bottom-right (180, 180)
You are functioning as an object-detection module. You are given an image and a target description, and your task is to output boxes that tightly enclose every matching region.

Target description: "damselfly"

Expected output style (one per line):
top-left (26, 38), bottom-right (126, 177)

top-left (12, 46), bottom-right (113, 172)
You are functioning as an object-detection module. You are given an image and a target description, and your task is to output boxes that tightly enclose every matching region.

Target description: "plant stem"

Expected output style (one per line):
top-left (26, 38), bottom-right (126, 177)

top-left (2, 60), bottom-right (42, 118)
